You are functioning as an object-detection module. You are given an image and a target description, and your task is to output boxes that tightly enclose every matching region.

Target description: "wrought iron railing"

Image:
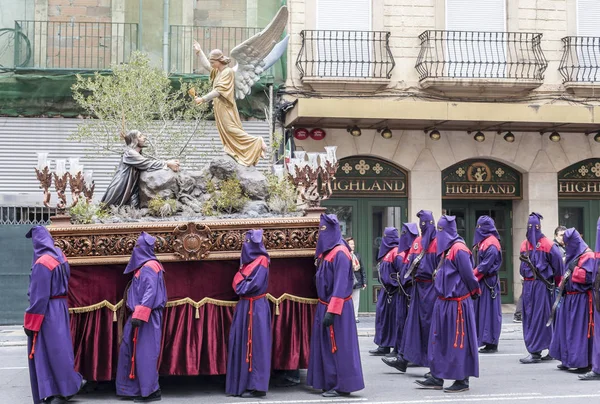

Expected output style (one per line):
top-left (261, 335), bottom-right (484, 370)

top-left (169, 25), bottom-right (276, 76)
top-left (12, 20), bottom-right (138, 70)
top-left (559, 36), bottom-right (600, 82)
top-left (0, 206), bottom-right (53, 225)
top-left (415, 30), bottom-right (547, 81)
top-left (296, 30), bottom-right (395, 79)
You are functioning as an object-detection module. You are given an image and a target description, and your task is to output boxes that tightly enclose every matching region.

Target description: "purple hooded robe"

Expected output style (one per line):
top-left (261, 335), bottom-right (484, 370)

top-left (519, 213), bottom-right (564, 353)
top-left (374, 227), bottom-right (401, 348)
top-left (472, 215), bottom-right (503, 347)
top-left (24, 226), bottom-right (83, 404)
top-left (307, 214), bottom-right (364, 393)
top-left (393, 223), bottom-right (419, 354)
top-left (116, 232), bottom-right (167, 398)
top-left (549, 228), bottom-right (594, 368)
top-left (399, 210), bottom-right (440, 367)
top-left (592, 218), bottom-right (600, 374)
top-left (226, 229), bottom-right (271, 396)
top-left (428, 216), bottom-right (481, 380)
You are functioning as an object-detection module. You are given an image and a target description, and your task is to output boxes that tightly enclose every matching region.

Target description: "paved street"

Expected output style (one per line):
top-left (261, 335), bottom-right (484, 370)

top-left (2, 314), bottom-right (600, 403)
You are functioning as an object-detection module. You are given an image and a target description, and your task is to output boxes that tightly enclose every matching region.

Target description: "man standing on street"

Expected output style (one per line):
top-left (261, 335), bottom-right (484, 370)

top-left (550, 228), bottom-right (594, 372)
top-left (24, 226), bottom-right (85, 404)
top-left (399, 210), bottom-right (439, 370)
top-left (472, 216), bottom-right (503, 354)
top-left (415, 215), bottom-right (481, 393)
top-left (519, 213), bottom-right (563, 364)
top-left (116, 232), bottom-right (167, 402)
top-left (307, 214), bottom-right (364, 398)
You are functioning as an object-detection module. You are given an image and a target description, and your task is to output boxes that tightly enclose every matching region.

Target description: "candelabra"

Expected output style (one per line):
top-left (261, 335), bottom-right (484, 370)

top-left (286, 146), bottom-right (338, 216)
top-left (34, 154), bottom-right (96, 225)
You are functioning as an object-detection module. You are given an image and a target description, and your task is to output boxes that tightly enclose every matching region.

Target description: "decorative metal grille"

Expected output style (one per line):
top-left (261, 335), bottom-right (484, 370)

top-left (559, 36), bottom-right (600, 82)
top-left (0, 206), bottom-right (53, 225)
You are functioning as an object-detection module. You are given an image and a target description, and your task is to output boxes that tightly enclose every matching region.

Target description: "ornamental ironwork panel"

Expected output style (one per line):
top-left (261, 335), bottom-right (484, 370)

top-left (558, 158), bottom-right (600, 199)
top-left (330, 156), bottom-right (408, 198)
top-left (559, 37), bottom-right (600, 83)
top-left (442, 159), bottom-right (522, 200)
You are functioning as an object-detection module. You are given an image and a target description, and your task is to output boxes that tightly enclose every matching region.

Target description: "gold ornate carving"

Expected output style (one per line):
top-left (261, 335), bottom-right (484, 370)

top-left (49, 217), bottom-right (320, 265)
top-left (173, 222), bottom-right (212, 260)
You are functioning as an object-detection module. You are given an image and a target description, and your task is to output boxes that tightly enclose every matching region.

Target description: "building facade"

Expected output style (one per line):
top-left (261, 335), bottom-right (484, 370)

top-left (283, 0), bottom-right (600, 311)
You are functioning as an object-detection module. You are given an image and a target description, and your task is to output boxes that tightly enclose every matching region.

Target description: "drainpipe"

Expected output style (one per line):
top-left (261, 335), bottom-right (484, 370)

top-left (138, 0), bottom-right (143, 52)
top-left (163, 0), bottom-right (169, 71)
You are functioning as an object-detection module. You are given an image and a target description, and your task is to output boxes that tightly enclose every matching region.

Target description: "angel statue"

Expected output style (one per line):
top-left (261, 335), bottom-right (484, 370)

top-left (193, 5), bottom-right (289, 167)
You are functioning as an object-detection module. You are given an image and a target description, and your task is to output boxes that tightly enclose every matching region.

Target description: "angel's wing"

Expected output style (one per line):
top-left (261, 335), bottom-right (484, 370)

top-left (230, 5), bottom-right (289, 99)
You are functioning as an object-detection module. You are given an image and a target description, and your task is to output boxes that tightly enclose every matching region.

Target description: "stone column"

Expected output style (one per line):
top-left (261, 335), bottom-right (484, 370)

top-left (408, 149), bottom-right (442, 222)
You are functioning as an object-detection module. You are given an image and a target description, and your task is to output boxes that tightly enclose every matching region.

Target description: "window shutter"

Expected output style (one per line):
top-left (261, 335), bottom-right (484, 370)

top-left (445, 0), bottom-right (506, 78)
top-left (577, 0), bottom-right (600, 36)
top-left (576, 0), bottom-right (600, 81)
top-left (315, 0), bottom-right (372, 77)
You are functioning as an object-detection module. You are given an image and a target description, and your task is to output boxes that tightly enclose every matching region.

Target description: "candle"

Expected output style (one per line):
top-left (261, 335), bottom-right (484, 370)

top-left (84, 171), bottom-right (93, 185)
top-left (37, 152), bottom-right (49, 170)
top-left (319, 153), bottom-right (328, 168)
top-left (294, 151), bottom-right (306, 161)
top-left (69, 157), bottom-right (81, 175)
top-left (55, 159), bottom-right (66, 176)
top-left (307, 153), bottom-right (319, 169)
top-left (272, 164), bottom-right (284, 180)
top-left (324, 146), bottom-right (338, 163)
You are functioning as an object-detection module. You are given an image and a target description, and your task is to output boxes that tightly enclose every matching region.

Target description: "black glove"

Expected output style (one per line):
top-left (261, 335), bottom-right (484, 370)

top-left (130, 318), bottom-right (143, 328)
top-left (23, 327), bottom-right (34, 338)
top-left (471, 293), bottom-right (480, 301)
top-left (322, 312), bottom-right (335, 328)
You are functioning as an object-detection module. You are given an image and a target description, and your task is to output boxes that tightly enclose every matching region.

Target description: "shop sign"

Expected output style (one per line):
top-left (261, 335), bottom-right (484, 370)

top-left (331, 156), bottom-right (408, 198)
top-left (558, 159), bottom-right (600, 199)
top-left (442, 160), bottom-right (522, 200)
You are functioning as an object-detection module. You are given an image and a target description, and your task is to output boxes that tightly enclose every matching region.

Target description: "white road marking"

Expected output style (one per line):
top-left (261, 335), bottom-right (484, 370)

top-left (221, 399), bottom-right (368, 404)
top-left (0, 366), bottom-right (28, 370)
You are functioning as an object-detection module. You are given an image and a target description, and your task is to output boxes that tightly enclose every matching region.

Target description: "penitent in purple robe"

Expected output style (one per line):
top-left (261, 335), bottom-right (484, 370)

top-left (472, 216), bottom-right (503, 347)
top-left (374, 227), bottom-right (400, 348)
top-left (393, 223), bottom-right (419, 355)
top-left (520, 213), bottom-right (563, 354)
top-left (226, 229), bottom-right (271, 396)
top-left (428, 216), bottom-right (481, 381)
top-left (549, 228), bottom-right (594, 369)
top-left (116, 232), bottom-right (167, 399)
top-left (399, 210), bottom-right (440, 367)
top-left (24, 226), bottom-right (83, 404)
top-left (591, 218), bottom-right (600, 374)
top-left (307, 214), bottom-right (364, 394)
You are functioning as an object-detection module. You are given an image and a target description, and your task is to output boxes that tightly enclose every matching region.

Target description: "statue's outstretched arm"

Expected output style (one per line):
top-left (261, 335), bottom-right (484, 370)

top-left (193, 41), bottom-right (211, 72)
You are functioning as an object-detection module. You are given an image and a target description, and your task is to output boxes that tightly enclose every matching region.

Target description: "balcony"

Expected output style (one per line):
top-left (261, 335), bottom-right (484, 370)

top-left (559, 36), bottom-right (600, 96)
top-left (168, 25), bottom-right (277, 79)
top-left (295, 30), bottom-right (395, 92)
top-left (415, 30), bottom-right (548, 97)
top-left (10, 20), bottom-right (138, 71)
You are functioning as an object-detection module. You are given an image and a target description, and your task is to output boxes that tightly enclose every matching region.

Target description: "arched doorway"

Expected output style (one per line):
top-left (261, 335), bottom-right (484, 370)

top-left (558, 158), bottom-right (600, 246)
top-left (322, 155), bottom-right (409, 312)
top-left (441, 159), bottom-right (522, 304)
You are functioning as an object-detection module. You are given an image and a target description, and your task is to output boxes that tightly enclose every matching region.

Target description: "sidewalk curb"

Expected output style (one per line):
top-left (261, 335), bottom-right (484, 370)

top-left (0, 341), bottom-right (27, 347)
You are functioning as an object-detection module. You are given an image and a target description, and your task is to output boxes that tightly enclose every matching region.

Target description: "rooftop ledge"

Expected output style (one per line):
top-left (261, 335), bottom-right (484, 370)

top-left (419, 77), bottom-right (544, 98)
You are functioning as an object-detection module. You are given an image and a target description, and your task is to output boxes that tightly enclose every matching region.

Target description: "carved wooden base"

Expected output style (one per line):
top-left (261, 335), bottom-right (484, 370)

top-left (48, 217), bottom-right (320, 265)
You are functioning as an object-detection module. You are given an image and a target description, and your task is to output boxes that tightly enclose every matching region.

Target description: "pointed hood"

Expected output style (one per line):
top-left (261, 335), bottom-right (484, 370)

top-left (124, 232), bottom-right (157, 274)
top-left (473, 215), bottom-right (500, 247)
top-left (417, 210), bottom-right (436, 251)
top-left (527, 212), bottom-right (544, 251)
top-left (26, 225), bottom-right (62, 265)
top-left (563, 228), bottom-right (589, 265)
top-left (377, 227), bottom-right (400, 261)
top-left (241, 229), bottom-right (270, 265)
top-left (399, 223), bottom-right (419, 253)
top-left (316, 214), bottom-right (347, 257)
top-left (436, 215), bottom-right (463, 255)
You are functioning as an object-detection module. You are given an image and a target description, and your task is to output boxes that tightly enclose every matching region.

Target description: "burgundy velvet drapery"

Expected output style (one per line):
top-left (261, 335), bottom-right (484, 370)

top-left (68, 258), bottom-right (317, 381)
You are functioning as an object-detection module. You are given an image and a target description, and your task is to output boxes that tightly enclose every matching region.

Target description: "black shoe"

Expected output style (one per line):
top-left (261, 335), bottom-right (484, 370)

top-left (513, 315), bottom-right (522, 323)
top-left (479, 344), bottom-right (498, 354)
top-left (519, 353), bottom-right (542, 364)
top-left (415, 376), bottom-right (444, 390)
top-left (382, 356), bottom-right (408, 373)
top-left (356, 319), bottom-right (360, 323)
top-left (424, 372), bottom-right (432, 378)
top-left (134, 390), bottom-right (161, 402)
top-left (541, 353), bottom-right (554, 361)
top-left (369, 346), bottom-right (391, 356)
top-left (47, 397), bottom-right (67, 404)
top-left (322, 389), bottom-right (350, 397)
top-left (385, 349), bottom-right (398, 358)
top-left (579, 371), bottom-right (600, 380)
top-left (241, 390), bottom-right (266, 398)
top-left (557, 364), bottom-right (569, 370)
top-left (570, 366), bottom-right (592, 374)
top-left (444, 379), bottom-right (469, 393)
